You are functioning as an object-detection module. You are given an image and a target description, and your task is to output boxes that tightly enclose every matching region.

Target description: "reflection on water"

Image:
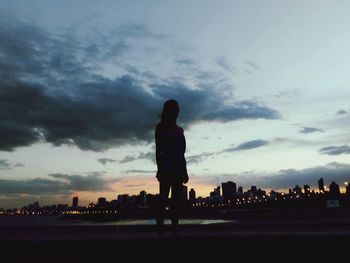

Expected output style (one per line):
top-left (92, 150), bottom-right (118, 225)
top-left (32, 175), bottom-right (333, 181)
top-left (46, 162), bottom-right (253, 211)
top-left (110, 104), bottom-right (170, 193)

top-left (87, 219), bottom-right (236, 226)
top-left (0, 216), bottom-right (236, 226)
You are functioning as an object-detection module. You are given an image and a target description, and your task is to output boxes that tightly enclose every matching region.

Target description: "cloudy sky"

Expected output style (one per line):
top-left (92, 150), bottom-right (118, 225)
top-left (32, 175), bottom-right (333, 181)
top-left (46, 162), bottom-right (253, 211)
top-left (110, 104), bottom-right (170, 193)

top-left (1, 0), bottom-right (350, 208)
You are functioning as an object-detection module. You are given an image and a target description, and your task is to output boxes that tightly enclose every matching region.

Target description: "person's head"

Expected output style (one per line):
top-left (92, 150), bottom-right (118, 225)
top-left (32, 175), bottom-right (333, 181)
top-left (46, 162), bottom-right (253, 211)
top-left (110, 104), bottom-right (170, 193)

top-left (161, 99), bottom-right (179, 125)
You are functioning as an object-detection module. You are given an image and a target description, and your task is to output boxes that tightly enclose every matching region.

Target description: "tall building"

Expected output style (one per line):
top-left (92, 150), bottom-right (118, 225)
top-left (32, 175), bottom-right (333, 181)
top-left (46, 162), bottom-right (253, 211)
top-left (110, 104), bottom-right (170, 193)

top-left (250, 185), bottom-right (258, 196)
top-left (304, 185), bottom-right (310, 194)
top-left (318, 177), bottom-right (325, 192)
top-left (222, 181), bottom-right (236, 201)
top-left (210, 186), bottom-right (220, 197)
top-left (329, 181), bottom-right (340, 196)
top-left (72, 196), bottom-right (78, 209)
top-left (98, 197), bottom-right (106, 207)
top-left (189, 188), bottom-right (196, 203)
top-left (293, 185), bottom-right (302, 195)
top-left (237, 186), bottom-right (243, 195)
top-left (139, 190), bottom-right (147, 207)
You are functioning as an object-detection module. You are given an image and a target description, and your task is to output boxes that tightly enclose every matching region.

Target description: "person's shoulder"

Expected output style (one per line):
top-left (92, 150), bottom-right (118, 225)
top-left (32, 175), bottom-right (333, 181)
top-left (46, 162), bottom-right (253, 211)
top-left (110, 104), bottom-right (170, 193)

top-left (156, 123), bottom-right (164, 133)
top-left (176, 125), bottom-right (184, 133)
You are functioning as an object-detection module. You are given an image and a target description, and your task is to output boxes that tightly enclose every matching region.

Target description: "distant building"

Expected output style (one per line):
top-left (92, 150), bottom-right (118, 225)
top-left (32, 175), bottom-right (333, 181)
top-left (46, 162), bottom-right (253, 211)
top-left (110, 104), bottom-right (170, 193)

top-left (189, 188), bottom-right (196, 203)
top-left (139, 191), bottom-right (147, 207)
top-left (237, 186), bottom-right (243, 195)
top-left (117, 194), bottom-right (130, 206)
top-left (72, 196), bottom-right (78, 209)
top-left (318, 177), bottom-right (325, 192)
top-left (293, 185), bottom-right (302, 195)
top-left (222, 181), bottom-right (236, 201)
top-left (257, 188), bottom-right (266, 197)
top-left (97, 197), bottom-right (107, 207)
top-left (210, 186), bottom-right (220, 197)
top-left (250, 186), bottom-right (257, 196)
top-left (57, 204), bottom-right (68, 211)
top-left (329, 181), bottom-right (340, 197)
top-left (346, 183), bottom-right (350, 197)
top-left (303, 185), bottom-right (310, 194)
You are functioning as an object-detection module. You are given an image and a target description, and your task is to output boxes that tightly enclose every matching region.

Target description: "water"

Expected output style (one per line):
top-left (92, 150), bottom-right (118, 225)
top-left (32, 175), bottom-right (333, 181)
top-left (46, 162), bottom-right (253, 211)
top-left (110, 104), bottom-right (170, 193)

top-left (0, 216), bottom-right (236, 226)
top-left (83, 219), bottom-right (235, 226)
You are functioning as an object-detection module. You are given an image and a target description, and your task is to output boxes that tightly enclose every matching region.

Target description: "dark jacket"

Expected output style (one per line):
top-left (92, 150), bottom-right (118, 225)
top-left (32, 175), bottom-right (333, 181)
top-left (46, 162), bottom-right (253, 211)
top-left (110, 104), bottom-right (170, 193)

top-left (155, 123), bottom-right (188, 183)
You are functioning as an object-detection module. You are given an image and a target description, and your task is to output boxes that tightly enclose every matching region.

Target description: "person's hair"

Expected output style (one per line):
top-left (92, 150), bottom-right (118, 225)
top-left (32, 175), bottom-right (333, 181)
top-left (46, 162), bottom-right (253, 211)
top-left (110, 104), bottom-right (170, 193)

top-left (160, 99), bottom-right (179, 125)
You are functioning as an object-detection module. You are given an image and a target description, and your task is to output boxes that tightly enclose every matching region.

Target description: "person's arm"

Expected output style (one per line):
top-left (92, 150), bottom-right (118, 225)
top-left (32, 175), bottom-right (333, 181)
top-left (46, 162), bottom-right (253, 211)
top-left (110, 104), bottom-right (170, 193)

top-left (155, 125), bottom-right (163, 179)
top-left (181, 127), bottom-right (189, 184)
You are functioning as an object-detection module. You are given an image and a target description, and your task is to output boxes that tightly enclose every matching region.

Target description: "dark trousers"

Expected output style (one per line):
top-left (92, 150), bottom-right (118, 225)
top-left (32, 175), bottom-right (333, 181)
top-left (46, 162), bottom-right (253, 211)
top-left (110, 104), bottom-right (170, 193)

top-left (156, 180), bottom-right (182, 234)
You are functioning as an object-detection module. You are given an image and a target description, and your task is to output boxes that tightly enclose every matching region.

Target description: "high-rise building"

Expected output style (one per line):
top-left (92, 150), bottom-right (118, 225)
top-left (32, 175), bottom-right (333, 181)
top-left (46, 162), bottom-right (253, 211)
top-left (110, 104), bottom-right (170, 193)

top-left (33, 202), bottom-right (39, 209)
top-left (139, 190), bottom-right (147, 207)
top-left (237, 186), bottom-right (243, 195)
top-left (318, 177), bottom-right (325, 192)
top-left (293, 185), bottom-right (302, 195)
top-left (303, 185), bottom-right (310, 194)
top-left (72, 196), bottom-right (78, 209)
top-left (250, 185), bottom-right (258, 196)
top-left (189, 188), bottom-right (196, 203)
top-left (211, 186), bottom-right (220, 197)
top-left (329, 181), bottom-right (340, 196)
top-left (222, 181), bottom-right (236, 200)
top-left (98, 197), bottom-right (106, 207)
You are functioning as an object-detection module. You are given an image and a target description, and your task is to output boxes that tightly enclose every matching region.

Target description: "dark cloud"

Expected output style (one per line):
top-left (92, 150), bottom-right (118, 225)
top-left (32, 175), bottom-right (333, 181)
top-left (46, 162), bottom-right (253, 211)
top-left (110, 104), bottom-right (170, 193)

top-left (274, 88), bottom-right (300, 99)
top-left (0, 177), bottom-right (68, 195)
top-left (300, 127), bottom-right (325, 134)
top-left (187, 152), bottom-right (216, 165)
top-left (216, 56), bottom-right (235, 74)
top-left (175, 58), bottom-right (196, 66)
top-left (0, 160), bottom-right (11, 170)
top-left (119, 152), bottom-right (154, 164)
top-left (153, 84), bottom-right (280, 125)
top-left (48, 173), bottom-right (116, 192)
top-left (260, 162), bottom-right (350, 189)
top-left (337, 109), bottom-right (347, 115)
top-left (319, 145), bottom-right (350, 156)
top-left (186, 139), bottom-right (270, 165)
top-left (0, 172), bottom-right (117, 208)
top-left (0, 159), bottom-right (25, 170)
top-left (0, 18), bottom-right (280, 152)
top-left (244, 60), bottom-right (261, 70)
top-left (97, 158), bottom-right (117, 165)
top-left (223, 139), bottom-right (269, 152)
top-left (110, 24), bottom-right (166, 39)
top-left (214, 162), bottom-right (350, 190)
top-left (0, 172), bottom-right (115, 195)
top-left (123, 169), bottom-right (156, 174)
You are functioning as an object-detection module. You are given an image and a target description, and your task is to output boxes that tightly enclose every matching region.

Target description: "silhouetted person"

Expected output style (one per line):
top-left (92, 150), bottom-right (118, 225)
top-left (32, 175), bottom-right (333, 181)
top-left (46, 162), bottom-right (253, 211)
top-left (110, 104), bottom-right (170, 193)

top-left (155, 99), bottom-right (188, 237)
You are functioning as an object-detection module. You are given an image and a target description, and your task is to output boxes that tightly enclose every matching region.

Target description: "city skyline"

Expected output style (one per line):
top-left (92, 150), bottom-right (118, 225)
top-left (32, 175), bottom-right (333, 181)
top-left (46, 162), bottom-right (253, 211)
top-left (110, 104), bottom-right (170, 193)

top-left (1, 1), bottom-right (350, 208)
top-left (1, 177), bottom-right (348, 210)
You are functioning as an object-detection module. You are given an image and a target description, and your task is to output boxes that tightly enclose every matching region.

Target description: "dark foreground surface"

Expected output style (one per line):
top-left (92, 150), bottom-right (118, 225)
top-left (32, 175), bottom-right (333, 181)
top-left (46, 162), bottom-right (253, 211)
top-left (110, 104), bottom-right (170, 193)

top-left (1, 210), bottom-right (350, 262)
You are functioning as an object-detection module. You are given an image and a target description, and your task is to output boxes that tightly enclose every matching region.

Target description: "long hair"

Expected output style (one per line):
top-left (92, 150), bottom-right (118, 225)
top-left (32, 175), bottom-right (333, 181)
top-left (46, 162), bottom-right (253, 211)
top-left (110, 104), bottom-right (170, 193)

top-left (160, 99), bottom-right (179, 125)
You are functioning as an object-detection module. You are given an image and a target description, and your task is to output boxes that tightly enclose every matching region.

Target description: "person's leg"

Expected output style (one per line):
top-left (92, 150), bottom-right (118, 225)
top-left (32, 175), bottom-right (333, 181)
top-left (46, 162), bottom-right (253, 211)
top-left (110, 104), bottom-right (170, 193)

top-left (156, 180), bottom-right (170, 236)
top-left (170, 182), bottom-right (182, 236)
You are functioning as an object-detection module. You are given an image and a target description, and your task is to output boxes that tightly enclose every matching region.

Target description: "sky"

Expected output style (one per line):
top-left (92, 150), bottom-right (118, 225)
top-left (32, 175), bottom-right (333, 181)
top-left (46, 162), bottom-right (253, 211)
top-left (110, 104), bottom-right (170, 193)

top-left (1, 0), bottom-right (350, 208)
